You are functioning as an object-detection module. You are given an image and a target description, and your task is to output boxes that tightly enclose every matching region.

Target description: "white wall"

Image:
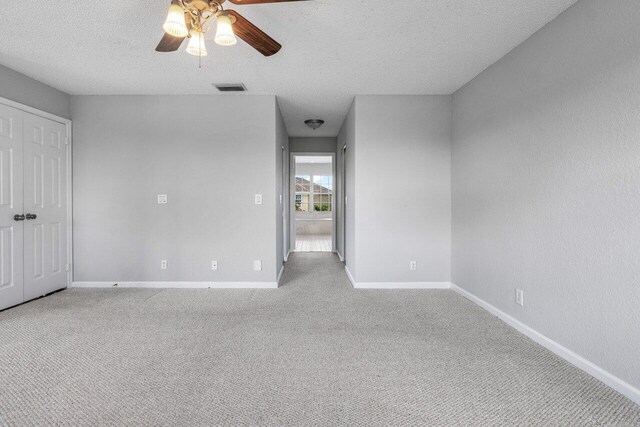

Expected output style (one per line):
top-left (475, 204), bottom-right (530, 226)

top-left (72, 95), bottom-right (280, 284)
top-left (452, 0), bottom-right (640, 392)
top-left (0, 64), bottom-right (70, 118)
top-left (352, 96), bottom-right (452, 284)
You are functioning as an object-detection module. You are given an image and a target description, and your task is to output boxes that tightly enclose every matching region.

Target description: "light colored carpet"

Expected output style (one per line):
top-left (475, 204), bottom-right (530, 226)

top-left (0, 253), bottom-right (638, 426)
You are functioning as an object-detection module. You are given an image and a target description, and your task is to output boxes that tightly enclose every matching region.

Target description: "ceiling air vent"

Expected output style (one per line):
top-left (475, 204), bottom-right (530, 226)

top-left (213, 83), bottom-right (247, 92)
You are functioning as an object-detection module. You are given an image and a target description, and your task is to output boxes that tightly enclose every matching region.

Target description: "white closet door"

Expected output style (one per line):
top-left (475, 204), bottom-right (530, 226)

top-left (22, 112), bottom-right (68, 301)
top-left (0, 105), bottom-right (24, 310)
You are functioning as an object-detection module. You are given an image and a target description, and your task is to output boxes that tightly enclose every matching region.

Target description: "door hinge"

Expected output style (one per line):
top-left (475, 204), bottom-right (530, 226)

top-left (65, 264), bottom-right (70, 272)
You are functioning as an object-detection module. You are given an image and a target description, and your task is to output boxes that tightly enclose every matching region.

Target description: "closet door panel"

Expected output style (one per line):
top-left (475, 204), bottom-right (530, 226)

top-left (23, 112), bottom-right (68, 300)
top-left (0, 104), bottom-right (24, 311)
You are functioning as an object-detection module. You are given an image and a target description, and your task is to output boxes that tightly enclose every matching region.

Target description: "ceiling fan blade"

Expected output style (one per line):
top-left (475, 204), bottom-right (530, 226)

top-left (227, 10), bottom-right (281, 56)
top-left (228, 0), bottom-right (307, 4)
top-left (156, 11), bottom-right (190, 52)
top-left (155, 33), bottom-right (186, 52)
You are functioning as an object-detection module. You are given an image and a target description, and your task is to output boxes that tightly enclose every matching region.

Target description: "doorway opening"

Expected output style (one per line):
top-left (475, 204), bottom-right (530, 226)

top-left (292, 155), bottom-right (334, 253)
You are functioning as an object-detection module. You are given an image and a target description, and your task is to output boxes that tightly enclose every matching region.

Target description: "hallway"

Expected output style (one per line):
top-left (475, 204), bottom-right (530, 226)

top-left (0, 253), bottom-right (638, 425)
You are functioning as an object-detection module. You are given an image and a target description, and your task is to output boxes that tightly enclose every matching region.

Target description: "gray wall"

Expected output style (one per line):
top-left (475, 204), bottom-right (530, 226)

top-left (72, 95), bottom-right (280, 283)
top-left (452, 0), bottom-right (640, 390)
top-left (353, 96), bottom-right (452, 283)
top-left (337, 101), bottom-right (355, 270)
top-left (275, 101), bottom-right (289, 275)
top-left (295, 162), bottom-right (332, 176)
top-left (0, 64), bottom-right (70, 118)
top-left (290, 137), bottom-right (337, 154)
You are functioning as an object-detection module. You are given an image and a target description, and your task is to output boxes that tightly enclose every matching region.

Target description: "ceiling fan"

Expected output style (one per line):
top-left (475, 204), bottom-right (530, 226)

top-left (156, 0), bottom-right (306, 58)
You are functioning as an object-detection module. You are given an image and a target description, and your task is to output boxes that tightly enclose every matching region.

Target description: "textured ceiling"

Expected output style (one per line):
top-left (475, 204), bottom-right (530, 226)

top-left (0, 0), bottom-right (578, 136)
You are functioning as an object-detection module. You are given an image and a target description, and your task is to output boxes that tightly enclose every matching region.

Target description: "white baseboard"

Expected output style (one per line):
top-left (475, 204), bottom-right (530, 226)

top-left (345, 266), bottom-right (356, 286)
top-left (336, 251), bottom-right (344, 262)
top-left (276, 266), bottom-right (284, 286)
top-left (344, 267), bottom-right (450, 289)
top-left (451, 283), bottom-right (640, 406)
top-left (354, 282), bottom-right (451, 289)
top-left (72, 281), bottom-right (278, 289)
top-left (284, 250), bottom-right (293, 262)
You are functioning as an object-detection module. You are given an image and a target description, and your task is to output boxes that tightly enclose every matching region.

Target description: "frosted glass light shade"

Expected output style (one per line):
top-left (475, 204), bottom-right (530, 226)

top-left (215, 14), bottom-right (237, 46)
top-left (163, 4), bottom-right (188, 38)
top-left (186, 30), bottom-right (208, 57)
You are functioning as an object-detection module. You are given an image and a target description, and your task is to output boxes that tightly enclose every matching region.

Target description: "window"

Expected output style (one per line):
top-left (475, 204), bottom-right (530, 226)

top-left (295, 176), bottom-right (311, 211)
top-left (313, 175), bottom-right (332, 212)
top-left (295, 174), bottom-right (332, 212)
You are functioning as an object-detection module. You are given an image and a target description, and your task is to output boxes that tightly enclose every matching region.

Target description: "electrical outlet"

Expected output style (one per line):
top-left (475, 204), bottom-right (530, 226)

top-left (516, 289), bottom-right (524, 306)
top-left (253, 260), bottom-right (262, 271)
top-left (255, 194), bottom-right (263, 205)
top-left (211, 260), bottom-right (218, 271)
top-left (157, 194), bottom-right (168, 204)
top-left (160, 260), bottom-right (168, 270)
top-left (409, 261), bottom-right (417, 271)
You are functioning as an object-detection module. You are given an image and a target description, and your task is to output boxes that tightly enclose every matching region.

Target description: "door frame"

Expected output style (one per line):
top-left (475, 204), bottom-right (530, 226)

top-left (281, 145), bottom-right (289, 261)
top-left (0, 96), bottom-right (74, 289)
top-left (340, 144), bottom-right (346, 262)
top-left (289, 152), bottom-right (337, 254)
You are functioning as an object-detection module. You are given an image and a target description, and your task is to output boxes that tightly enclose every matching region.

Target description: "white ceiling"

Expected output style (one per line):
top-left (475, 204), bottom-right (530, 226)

top-left (0, 0), bottom-right (578, 137)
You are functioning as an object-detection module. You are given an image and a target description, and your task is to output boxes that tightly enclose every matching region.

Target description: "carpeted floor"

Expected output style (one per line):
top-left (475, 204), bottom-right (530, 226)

top-left (0, 253), bottom-right (638, 426)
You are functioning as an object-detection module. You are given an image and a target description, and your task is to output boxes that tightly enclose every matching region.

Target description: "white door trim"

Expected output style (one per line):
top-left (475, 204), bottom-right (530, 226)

top-left (289, 152), bottom-right (337, 254)
top-left (281, 145), bottom-right (288, 262)
top-left (340, 144), bottom-right (346, 263)
top-left (0, 96), bottom-right (73, 289)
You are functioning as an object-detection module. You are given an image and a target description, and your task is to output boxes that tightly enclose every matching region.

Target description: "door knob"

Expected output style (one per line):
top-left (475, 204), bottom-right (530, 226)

top-left (13, 214), bottom-right (25, 221)
top-left (25, 213), bottom-right (37, 220)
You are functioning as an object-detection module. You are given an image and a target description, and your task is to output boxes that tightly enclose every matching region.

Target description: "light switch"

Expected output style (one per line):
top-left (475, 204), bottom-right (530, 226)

top-left (255, 194), bottom-right (263, 205)
top-left (157, 194), bottom-right (168, 204)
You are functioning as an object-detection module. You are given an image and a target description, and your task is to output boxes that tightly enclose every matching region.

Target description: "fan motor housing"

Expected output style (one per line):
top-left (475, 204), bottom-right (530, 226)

top-left (186, 0), bottom-right (224, 10)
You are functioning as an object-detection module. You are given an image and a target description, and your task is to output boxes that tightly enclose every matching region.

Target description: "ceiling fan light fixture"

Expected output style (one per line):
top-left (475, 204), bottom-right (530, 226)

top-left (163, 3), bottom-right (189, 38)
top-left (214, 12), bottom-right (238, 46)
top-left (186, 30), bottom-right (208, 57)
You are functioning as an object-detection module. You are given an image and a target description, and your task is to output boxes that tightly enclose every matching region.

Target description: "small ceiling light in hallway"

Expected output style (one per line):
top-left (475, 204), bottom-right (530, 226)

top-left (305, 119), bottom-right (325, 130)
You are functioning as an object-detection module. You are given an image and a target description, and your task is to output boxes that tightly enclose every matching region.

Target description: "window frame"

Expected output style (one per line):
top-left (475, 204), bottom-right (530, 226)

top-left (295, 174), bottom-right (333, 213)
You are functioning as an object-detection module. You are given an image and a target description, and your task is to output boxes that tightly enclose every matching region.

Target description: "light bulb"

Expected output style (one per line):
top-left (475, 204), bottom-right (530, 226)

top-left (215, 13), bottom-right (237, 46)
top-left (163, 3), bottom-right (188, 38)
top-left (186, 30), bottom-right (208, 57)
